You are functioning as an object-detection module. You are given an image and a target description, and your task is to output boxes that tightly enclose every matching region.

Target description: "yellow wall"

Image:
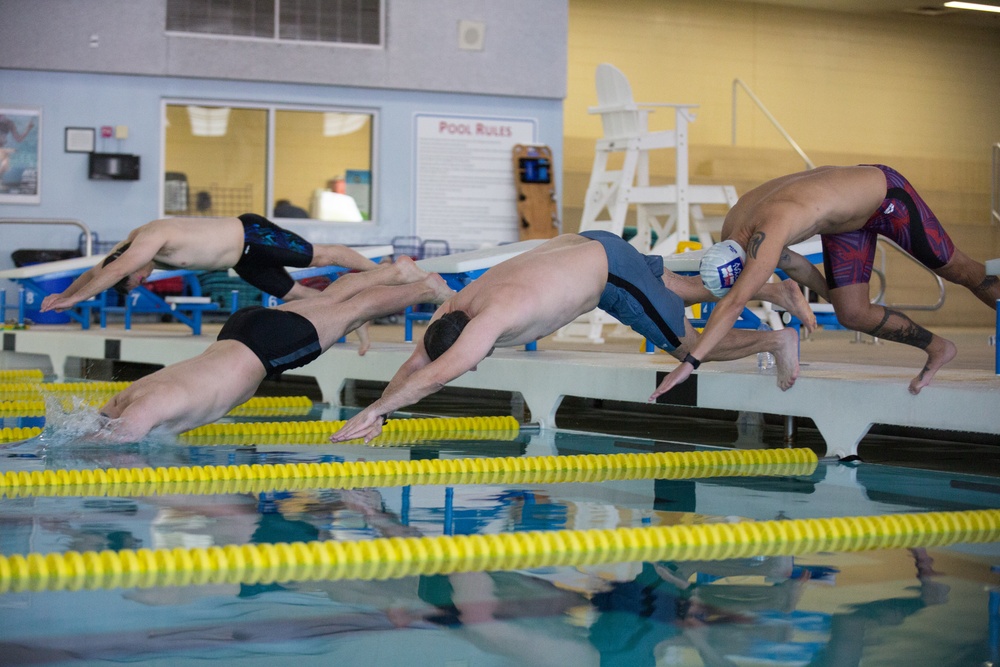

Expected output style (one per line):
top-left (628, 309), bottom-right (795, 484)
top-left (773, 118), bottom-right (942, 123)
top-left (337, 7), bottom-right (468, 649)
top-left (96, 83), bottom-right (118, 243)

top-left (273, 111), bottom-right (372, 213)
top-left (565, 0), bottom-right (1000, 326)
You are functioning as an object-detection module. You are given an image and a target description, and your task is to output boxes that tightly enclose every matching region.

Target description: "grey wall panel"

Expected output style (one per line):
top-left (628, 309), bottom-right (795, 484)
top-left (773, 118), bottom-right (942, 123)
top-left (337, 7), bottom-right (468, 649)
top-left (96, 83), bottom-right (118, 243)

top-left (0, 0), bottom-right (567, 99)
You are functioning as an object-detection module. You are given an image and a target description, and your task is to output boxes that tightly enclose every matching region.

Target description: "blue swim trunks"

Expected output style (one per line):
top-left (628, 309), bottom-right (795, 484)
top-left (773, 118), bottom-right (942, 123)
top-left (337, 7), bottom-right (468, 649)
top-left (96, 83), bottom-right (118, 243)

top-left (579, 230), bottom-right (685, 351)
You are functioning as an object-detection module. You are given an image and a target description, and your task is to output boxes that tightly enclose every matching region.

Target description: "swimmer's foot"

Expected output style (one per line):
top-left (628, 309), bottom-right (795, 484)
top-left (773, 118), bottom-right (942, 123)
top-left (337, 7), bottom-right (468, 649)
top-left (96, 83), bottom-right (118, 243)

top-left (909, 336), bottom-right (957, 395)
top-left (776, 280), bottom-right (817, 334)
top-left (393, 255), bottom-right (428, 283)
top-left (772, 327), bottom-right (800, 391)
top-left (427, 273), bottom-right (456, 304)
top-left (355, 322), bottom-right (371, 356)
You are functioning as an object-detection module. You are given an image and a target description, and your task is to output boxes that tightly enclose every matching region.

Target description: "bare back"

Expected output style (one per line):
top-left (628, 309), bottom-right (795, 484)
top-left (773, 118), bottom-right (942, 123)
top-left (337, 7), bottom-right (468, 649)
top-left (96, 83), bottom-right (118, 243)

top-left (130, 217), bottom-right (246, 270)
top-left (440, 235), bottom-right (608, 347)
top-left (102, 342), bottom-right (265, 439)
top-left (721, 166), bottom-right (888, 249)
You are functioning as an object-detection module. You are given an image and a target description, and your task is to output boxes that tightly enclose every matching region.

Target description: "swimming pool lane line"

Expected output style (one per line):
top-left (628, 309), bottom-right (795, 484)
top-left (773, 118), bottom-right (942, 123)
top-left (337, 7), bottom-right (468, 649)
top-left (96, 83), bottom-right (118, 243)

top-left (0, 380), bottom-right (131, 397)
top-left (180, 415), bottom-right (522, 438)
top-left (0, 426), bottom-right (42, 442)
top-left (0, 448), bottom-right (819, 498)
top-left (0, 369), bottom-right (43, 382)
top-left (1, 508), bottom-right (997, 593)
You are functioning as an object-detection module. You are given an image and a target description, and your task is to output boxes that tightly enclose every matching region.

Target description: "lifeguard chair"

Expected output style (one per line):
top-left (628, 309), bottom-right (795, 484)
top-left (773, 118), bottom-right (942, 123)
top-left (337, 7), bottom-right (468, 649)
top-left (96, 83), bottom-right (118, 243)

top-left (564, 64), bottom-right (740, 344)
top-left (578, 63), bottom-right (738, 256)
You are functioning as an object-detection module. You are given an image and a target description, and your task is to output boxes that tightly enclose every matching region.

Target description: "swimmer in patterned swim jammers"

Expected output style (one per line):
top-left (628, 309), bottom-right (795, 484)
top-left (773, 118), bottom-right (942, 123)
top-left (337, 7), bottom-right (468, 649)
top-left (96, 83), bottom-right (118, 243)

top-left (669, 165), bottom-right (1000, 397)
top-left (41, 213), bottom-right (382, 313)
top-left (96, 257), bottom-right (455, 443)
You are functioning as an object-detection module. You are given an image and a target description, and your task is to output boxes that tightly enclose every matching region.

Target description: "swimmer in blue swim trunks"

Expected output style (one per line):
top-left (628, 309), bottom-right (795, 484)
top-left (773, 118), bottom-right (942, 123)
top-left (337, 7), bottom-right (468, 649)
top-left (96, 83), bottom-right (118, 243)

top-left (96, 257), bottom-right (454, 442)
top-left (673, 165), bottom-right (1000, 397)
top-left (331, 232), bottom-right (815, 444)
top-left (41, 213), bottom-right (382, 313)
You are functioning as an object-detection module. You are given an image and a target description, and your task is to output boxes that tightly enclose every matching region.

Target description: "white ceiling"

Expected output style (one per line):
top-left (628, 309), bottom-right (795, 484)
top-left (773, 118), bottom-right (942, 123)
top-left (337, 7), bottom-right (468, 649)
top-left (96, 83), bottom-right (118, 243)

top-left (730, 0), bottom-right (1000, 27)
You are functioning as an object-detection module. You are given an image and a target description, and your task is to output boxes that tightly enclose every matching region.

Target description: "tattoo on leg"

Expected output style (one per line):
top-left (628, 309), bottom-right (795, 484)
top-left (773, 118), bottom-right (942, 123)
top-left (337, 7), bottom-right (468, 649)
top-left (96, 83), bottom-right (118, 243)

top-left (973, 275), bottom-right (999, 299)
top-left (747, 232), bottom-right (765, 259)
top-left (866, 308), bottom-right (933, 350)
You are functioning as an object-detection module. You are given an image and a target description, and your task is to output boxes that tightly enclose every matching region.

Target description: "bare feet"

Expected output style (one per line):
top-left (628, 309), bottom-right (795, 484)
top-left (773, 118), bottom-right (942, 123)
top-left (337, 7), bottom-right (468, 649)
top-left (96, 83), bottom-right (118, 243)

top-left (909, 336), bottom-right (957, 395)
top-left (426, 273), bottom-right (456, 304)
top-left (393, 255), bottom-right (428, 284)
top-left (354, 322), bottom-right (371, 356)
top-left (770, 280), bottom-right (817, 334)
top-left (772, 328), bottom-right (800, 391)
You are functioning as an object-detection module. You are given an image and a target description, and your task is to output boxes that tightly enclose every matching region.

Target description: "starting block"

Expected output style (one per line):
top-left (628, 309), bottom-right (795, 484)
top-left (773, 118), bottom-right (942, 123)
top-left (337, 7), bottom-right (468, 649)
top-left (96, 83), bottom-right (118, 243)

top-left (0, 255), bottom-right (106, 328)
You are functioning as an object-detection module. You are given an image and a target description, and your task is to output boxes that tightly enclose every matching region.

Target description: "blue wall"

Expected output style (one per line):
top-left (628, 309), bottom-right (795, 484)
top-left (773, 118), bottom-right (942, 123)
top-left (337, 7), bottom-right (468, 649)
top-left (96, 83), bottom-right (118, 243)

top-left (0, 68), bottom-right (563, 278)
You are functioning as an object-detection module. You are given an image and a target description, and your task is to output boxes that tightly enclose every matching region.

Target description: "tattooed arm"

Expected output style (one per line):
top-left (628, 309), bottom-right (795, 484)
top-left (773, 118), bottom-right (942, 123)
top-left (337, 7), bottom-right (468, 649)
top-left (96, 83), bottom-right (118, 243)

top-left (776, 249), bottom-right (829, 300)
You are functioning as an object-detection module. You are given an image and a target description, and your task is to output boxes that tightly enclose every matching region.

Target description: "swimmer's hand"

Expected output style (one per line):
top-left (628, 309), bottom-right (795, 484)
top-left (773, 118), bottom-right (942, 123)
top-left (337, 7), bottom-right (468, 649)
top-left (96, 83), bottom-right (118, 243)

top-left (330, 408), bottom-right (386, 444)
top-left (648, 363), bottom-right (694, 402)
top-left (41, 293), bottom-right (74, 312)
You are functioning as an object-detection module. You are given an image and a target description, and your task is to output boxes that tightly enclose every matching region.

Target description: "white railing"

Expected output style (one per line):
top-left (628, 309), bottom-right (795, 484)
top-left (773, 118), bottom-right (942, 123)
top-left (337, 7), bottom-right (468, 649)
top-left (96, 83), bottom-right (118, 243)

top-left (0, 218), bottom-right (94, 256)
top-left (732, 78), bottom-right (816, 170)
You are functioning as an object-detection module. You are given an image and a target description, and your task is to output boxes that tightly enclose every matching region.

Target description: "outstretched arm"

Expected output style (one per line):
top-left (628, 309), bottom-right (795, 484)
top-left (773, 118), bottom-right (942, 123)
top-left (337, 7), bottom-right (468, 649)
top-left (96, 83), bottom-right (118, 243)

top-left (330, 317), bottom-right (499, 443)
top-left (651, 230), bottom-right (785, 399)
top-left (40, 233), bottom-right (161, 311)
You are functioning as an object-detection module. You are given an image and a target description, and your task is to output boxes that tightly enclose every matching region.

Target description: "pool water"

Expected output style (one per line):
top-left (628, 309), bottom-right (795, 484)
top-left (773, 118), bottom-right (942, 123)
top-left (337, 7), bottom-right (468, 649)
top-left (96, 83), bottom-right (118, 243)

top-left (1, 404), bottom-right (999, 666)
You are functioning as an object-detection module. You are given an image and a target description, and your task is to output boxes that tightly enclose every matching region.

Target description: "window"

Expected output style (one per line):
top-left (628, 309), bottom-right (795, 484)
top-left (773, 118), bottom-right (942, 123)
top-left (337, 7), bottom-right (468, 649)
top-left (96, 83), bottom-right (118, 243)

top-left (166, 0), bottom-right (382, 45)
top-left (163, 102), bottom-right (375, 222)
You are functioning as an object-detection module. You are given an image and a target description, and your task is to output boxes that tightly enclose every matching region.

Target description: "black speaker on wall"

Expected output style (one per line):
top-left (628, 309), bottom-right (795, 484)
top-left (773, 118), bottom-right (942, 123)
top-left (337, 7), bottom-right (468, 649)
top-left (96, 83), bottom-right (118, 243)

top-left (88, 153), bottom-right (140, 181)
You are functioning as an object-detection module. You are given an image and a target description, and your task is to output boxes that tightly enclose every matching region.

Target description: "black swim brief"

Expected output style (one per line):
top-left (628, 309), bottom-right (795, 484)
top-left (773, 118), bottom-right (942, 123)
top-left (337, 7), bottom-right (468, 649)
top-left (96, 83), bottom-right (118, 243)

top-left (233, 213), bottom-right (315, 298)
top-left (579, 230), bottom-right (685, 351)
top-left (218, 306), bottom-right (322, 377)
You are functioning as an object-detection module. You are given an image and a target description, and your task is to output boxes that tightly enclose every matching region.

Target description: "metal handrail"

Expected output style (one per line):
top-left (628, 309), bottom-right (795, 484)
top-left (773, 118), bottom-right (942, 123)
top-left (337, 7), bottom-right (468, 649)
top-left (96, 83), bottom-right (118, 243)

top-left (876, 238), bottom-right (946, 311)
top-left (732, 79), bottom-right (816, 170)
top-left (992, 142), bottom-right (999, 226)
top-left (0, 218), bottom-right (93, 256)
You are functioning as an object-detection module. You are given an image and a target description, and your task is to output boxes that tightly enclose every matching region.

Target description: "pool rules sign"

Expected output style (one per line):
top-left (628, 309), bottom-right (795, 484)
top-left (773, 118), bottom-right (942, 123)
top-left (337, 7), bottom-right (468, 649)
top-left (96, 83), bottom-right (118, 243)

top-left (414, 114), bottom-right (537, 248)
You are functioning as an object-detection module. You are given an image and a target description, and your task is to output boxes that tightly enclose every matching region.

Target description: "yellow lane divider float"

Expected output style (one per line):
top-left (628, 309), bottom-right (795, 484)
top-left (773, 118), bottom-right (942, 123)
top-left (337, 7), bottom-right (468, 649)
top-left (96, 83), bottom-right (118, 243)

top-left (0, 426), bottom-right (42, 443)
top-left (0, 369), bottom-right (44, 383)
top-left (1, 508), bottom-right (996, 593)
top-left (0, 384), bottom-right (313, 418)
top-left (0, 448), bottom-right (818, 498)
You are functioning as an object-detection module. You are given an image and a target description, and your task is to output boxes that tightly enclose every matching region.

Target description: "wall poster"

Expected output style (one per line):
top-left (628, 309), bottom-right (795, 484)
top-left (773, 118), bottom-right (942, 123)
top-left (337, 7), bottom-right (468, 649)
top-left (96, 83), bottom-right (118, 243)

top-left (0, 108), bottom-right (41, 204)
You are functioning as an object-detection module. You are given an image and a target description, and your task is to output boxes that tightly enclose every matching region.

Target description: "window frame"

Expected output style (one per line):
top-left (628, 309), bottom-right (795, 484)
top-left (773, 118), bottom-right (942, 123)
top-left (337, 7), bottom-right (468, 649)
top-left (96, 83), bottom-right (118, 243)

top-left (159, 98), bottom-right (379, 224)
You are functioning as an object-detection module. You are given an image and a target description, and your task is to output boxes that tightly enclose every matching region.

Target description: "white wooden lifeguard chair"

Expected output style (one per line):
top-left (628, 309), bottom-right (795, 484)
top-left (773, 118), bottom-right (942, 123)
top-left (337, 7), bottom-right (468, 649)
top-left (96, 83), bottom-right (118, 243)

top-left (578, 63), bottom-right (738, 256)
top-left (562, 64), bottom-right (740, 343)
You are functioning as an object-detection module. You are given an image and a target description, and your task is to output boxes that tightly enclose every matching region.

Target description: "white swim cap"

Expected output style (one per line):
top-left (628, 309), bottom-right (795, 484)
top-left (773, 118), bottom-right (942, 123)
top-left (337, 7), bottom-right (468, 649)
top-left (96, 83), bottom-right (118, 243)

top-left (700, 240), bottom-right (746, 298)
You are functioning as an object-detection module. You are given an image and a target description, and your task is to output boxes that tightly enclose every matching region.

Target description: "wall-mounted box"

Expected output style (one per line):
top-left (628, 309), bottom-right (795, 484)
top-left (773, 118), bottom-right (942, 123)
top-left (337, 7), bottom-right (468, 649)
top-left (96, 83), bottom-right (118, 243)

top-left (88, 153), bottom-right (140, 181)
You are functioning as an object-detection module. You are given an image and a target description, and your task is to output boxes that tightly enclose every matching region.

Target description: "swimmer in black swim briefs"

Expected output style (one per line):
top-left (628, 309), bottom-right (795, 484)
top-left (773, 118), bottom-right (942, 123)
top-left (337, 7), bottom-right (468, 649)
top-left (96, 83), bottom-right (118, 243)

top-left (94, 257), bottom-right (455, 442)
top-left (218, 306), bottom-right (323, 378)
top-left (41, 213), bottom-right (382, 313)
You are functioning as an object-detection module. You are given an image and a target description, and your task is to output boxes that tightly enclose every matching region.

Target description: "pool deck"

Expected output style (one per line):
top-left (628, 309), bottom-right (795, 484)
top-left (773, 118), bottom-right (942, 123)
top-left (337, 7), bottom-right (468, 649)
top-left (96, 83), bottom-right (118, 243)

top-left (3, 321), bottom-right (998, 459)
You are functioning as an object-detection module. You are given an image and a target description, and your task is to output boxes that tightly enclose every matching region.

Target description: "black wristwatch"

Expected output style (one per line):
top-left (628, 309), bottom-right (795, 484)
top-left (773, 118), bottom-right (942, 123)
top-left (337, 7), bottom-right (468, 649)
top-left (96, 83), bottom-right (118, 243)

top-left (682, 353), bottom-right (701, 370)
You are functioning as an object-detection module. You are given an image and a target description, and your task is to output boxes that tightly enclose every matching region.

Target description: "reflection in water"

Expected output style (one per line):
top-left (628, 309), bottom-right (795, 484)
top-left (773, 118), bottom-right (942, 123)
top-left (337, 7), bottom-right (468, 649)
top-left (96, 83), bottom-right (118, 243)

top-left (0, 427), bottom-right (997, 665)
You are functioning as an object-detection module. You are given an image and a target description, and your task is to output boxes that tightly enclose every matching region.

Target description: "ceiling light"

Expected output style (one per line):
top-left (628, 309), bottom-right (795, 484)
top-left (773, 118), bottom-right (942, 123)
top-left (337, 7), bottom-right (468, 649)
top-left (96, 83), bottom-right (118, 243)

top-left (187, 106), bottom-right (230, 137)
top-left (943, 1), bottom-right (1000, 13)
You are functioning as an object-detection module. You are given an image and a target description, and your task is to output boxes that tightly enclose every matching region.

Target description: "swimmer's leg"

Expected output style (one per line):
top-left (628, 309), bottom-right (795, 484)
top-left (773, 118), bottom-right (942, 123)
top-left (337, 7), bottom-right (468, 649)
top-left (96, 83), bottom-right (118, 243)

top-left (933, 248), bottom-right (1000, 309)
top-left (829, 283), bottom-right (956, 395)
